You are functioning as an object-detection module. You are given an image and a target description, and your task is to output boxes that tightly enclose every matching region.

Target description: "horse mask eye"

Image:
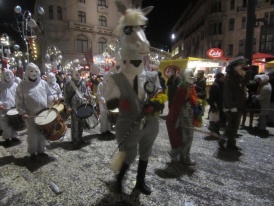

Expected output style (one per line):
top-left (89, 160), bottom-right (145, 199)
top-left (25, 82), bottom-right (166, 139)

top-left (124, 26), bottom-right (133, 35)
top-left (123, 25), bottom-right (146, 35)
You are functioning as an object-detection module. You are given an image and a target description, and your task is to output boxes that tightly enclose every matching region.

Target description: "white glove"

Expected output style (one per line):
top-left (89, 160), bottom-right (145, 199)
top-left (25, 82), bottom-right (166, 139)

top-left (230, 108), bottom-right (237, 112)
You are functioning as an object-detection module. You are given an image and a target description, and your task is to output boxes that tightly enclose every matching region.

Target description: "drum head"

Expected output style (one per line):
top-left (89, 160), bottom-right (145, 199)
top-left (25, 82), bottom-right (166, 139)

top-left (35, 108), bottom-right (58, 125)
top-left (53, 103), bottom-right (64, 112)
top-left (7, 108), bottom-right (19, 116)
top-left (75, 104), bottom-right (94, 119)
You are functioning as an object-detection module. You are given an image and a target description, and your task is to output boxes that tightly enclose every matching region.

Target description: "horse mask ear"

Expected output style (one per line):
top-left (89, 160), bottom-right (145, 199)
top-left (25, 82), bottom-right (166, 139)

top-left (142, 6), bottom-right (154, 15)
top-left (115, 0), bottom-right (127, 15)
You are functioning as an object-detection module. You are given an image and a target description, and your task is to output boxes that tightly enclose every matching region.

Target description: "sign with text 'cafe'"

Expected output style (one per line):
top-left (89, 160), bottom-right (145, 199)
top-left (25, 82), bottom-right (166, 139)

top-left (207, 48), bottom-right (223, 59)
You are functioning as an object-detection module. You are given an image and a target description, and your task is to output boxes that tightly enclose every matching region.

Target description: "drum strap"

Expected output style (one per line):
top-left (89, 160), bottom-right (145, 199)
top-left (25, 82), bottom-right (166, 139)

top-left (70, 80), bottom-right (83, 99)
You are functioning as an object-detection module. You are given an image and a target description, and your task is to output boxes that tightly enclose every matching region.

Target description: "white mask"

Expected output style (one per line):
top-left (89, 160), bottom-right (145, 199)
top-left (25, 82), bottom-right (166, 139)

top-left (4, 72), bottom-right (13, 82)
top-left (182, 68), bottom-right (195, 85)
top-left (47, 73), bottom-right (56, 84)
top-left (28, 67), bottom-right (38, 80)
top-left (72, 70), bottom-right (81, 81)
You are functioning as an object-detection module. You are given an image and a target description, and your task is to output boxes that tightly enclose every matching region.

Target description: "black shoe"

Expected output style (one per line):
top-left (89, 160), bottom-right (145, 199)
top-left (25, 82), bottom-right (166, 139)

top-left (37, 152), bottom-right (49, 158)
top-left (70, 141), bottom-right (82, 150)
top-left (11, 137), bottom-right (20, 143)
top-left (134, 181), bottom-right (152, 195)
top-left (180, 157), bottom-right (197, 166)
top-left (30, 154), bottom-right (38, 160)
top-left (3, 139), bottom-right (12, 147)
top-left (218, 139), bottom-right (226, 149)
top-left (226, 145), bottom-right (242, 151)
top-left (116, 176), bottom-right (123, 194)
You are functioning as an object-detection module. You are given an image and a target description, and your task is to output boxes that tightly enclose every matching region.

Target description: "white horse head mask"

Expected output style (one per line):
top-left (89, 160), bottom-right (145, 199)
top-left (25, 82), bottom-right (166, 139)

top-left (115, 1), bottom-right (153, 75)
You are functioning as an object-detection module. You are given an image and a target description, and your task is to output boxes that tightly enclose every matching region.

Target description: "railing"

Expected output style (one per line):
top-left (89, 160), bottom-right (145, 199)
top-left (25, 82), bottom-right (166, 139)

top-left (69, 21), bottom-right (114, 34)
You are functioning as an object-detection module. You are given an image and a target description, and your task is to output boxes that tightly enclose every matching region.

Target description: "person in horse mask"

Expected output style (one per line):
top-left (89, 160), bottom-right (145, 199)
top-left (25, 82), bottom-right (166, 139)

top-left (0, 69), bottom-right (20, 146)
top-left (16, 63), bottom-right (54, 160)
top-left (64, 68), bottom-right (91, 149)
top-left (219, 56), bottom-right (248, 150)
top-left (104, 1), bottom-right (160, 195)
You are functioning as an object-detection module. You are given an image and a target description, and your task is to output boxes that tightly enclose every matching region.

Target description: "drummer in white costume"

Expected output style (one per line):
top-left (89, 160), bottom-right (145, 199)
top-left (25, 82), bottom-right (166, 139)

top-left (16, 63), bottom-right (54, 160)
top-left (0, 69), bottom-right (20, 146)
top-left (98, 64), bottom-right (121, 138)
top-left (46, 72), bottom-right (63, 100)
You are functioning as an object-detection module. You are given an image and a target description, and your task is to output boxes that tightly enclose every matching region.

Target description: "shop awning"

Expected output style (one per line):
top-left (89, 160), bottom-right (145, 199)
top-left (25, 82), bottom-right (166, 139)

top-left (253, 52), bottom-right (274, 59)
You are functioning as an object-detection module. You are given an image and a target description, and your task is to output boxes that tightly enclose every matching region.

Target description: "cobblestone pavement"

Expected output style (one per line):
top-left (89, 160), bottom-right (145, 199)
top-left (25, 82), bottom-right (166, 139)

top-left (0, 105), bottom-right (274, 206)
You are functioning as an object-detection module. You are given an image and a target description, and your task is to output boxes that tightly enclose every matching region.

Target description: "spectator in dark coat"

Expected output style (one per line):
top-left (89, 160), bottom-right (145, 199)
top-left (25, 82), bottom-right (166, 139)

top-left (195, 70), bottom-right (207, 99)
top-left (219, 56), bottom-right (247, 151)
top-left (208, 72), bottom-right (225, 135)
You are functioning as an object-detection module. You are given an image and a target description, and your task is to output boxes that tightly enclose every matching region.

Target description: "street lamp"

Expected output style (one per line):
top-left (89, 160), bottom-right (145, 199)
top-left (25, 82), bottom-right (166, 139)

top-left (171, 33), bottom-right (175, 54)
top-left (13, 5), bottom-right (44, 63)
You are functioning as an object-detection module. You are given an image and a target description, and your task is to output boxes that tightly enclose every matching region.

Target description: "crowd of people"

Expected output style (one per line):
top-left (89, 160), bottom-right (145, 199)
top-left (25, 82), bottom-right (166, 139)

top-left (1, 54), bottom-right (274, 194)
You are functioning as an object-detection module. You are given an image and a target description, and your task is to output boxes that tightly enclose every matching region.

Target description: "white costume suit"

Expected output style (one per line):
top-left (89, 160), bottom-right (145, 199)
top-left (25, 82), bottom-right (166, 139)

top-left (0, 70), bottom-right (18, 140)
top-left (16, 63), bottom-right (54, 155)
top-left (46, 72), bottom-right (63, 100)
top-left (97, 81), bottom-right (111, 133)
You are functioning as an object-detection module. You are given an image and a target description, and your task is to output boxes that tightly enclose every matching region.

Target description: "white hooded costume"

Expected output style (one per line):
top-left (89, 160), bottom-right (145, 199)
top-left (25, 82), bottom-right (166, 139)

top-left (46, 72), bottom-right (63, 100)
top-left (16, 63), bottom-right (54, 155)
top-left (97, 77), bottom-right (112, 134)
top-left (0, 69), bottom-right (18, 141)
top-left (254, 74), bottom-right (272, 130)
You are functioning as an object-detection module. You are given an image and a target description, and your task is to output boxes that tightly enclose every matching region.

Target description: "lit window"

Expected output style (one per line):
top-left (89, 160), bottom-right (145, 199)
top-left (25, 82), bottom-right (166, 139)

top-left (79, 0), bottom-right (85, 3)
top-left (77, 35), bottom-right (88, 53)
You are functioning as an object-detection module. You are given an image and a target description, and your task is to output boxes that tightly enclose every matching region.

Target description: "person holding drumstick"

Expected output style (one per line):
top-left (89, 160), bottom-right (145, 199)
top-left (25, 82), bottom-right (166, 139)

top-left (64, 68), bottom-right (92, 149)
top-left (0, 69), bottom-right (20, 146)
top-left (15, 63), bottom-right (55, 160)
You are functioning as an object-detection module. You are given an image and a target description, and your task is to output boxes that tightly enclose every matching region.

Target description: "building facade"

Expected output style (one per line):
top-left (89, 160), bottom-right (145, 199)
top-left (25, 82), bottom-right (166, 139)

top-left (171, 0), bottom-right (274, 59)
top-left (33, 0), bottom-right (134, 70)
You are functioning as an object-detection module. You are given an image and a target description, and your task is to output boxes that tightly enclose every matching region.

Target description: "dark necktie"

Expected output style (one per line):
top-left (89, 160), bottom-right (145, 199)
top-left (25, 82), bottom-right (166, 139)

top-left (133, 76), bottom-right (138, 94)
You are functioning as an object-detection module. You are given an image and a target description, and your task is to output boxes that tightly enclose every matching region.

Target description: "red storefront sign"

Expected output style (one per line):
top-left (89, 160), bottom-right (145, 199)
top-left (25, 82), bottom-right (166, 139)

top-left (207, 48), bottom-right (223, 59)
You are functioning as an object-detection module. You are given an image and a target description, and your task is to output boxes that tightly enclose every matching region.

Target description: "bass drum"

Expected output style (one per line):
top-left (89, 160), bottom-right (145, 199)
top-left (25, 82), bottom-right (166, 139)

top-left (6, 107), bottom-right (26, 132)
top-left (35, 108), bottom-right (67, 141)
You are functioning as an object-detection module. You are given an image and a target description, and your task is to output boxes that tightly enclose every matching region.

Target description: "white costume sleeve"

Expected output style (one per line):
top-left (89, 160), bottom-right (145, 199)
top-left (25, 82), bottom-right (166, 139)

top-left (97, 82), bottom-right (105, 104)
top-left (55, 83), bottom-right (63, 99)
top-left (44, 80), bottom-right (54, 105)
top-left (15, 83), bottom-right (27, 115)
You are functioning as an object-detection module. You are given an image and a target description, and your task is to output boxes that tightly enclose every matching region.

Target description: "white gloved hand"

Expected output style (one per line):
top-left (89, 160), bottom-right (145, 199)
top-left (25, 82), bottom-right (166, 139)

top-left (230, 108), bottom-right (237, 112)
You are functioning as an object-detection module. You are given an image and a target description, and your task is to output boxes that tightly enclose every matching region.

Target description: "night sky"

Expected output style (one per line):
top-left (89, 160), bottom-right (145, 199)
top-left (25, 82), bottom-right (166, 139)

top-left (142, 0), bottom-right (189, 51)
top-left (0, 0), bottom-right (188, 52)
